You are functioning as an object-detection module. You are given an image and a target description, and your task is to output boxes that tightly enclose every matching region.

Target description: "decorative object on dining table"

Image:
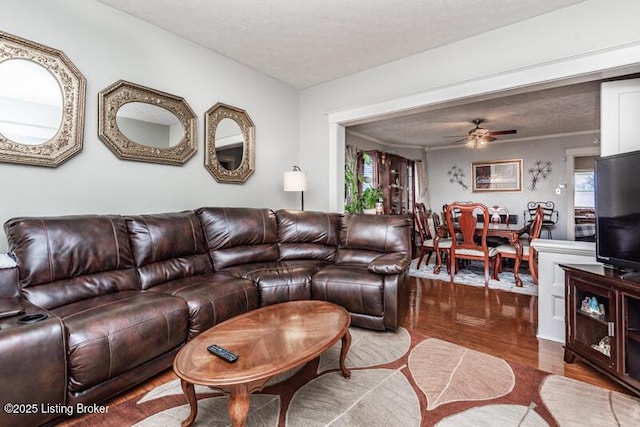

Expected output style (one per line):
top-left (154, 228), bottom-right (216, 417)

top-left (527, 160), bottom-right (552, 191)
top-left (447, 165), bottom-right (468, 190)
top-left (471, 159), bottom-right (523, 192)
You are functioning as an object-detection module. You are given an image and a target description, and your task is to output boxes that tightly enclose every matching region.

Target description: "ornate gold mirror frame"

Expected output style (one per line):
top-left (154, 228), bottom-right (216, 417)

top-left (0, 31), bottom-right (86, 167)
top-left (204, 103), bottom-right (255, 183)
top-left (98, 80), bottom-right (197, 165)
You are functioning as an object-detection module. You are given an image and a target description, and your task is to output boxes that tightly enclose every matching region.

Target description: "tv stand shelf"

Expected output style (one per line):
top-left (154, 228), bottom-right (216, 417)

top-left (562, 264), bottom-right (640, 396)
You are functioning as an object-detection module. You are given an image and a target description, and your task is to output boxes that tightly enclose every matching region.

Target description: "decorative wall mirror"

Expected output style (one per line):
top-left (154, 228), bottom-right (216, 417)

top-left (0, 31), bottom-right (86, 167)
top-left (204, 103), bottom-right (255, 183)
top-left (98, 80), bottom-right (197, 165)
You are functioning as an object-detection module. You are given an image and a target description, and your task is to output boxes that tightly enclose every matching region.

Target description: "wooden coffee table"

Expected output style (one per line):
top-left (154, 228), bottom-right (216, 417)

top-left (173, 300), bottom-right (352, 427)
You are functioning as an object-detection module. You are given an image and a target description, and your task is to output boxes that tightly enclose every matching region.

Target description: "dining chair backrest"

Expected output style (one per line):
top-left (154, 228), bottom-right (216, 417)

top-left (526, 201), bottom-right (557, 225)
top-left (446, 202), bottom-right (490, 253)
top-left (528, 205), bottom-right (544, 244)
top-left (414, 203), bottom-right (431, 241)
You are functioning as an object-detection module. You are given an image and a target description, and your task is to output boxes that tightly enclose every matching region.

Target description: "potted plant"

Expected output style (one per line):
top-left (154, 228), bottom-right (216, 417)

top-left (361, 187), bottom-right (383, 214)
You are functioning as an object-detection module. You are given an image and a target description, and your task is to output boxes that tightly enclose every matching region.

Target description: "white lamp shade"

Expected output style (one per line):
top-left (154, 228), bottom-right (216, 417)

top-left (283, 170), bottom-right (307, 191)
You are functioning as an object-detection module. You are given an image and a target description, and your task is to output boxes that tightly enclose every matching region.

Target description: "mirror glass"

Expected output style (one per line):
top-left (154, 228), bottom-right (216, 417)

top-left (214, 118), bottom-right (244, 170)
top-left (116, 102), bottom-right (184, 149)
top-left (0, 59), bottom-right (63, 145)
top-left (0, 31), bottom-right (85, 167)
top-left (204, 103), bottom-right (255, 184)
top-left (98, 80), bottom-right (197, 165)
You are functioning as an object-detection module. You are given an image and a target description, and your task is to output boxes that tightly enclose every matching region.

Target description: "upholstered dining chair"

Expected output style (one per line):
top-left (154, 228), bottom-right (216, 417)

top-left (497, 205), bottom-right (544, 284)
top-left (445, 202), bottom-right (500, 287)
top-left (414, 203), bottom-right (435, 268)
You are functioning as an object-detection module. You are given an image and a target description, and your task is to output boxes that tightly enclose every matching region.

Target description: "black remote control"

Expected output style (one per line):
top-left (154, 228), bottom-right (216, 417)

top-left (207, 344), bottom-right (239, 363)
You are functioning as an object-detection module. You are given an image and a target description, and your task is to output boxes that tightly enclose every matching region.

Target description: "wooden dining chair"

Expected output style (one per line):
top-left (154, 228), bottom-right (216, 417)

top-left (413, 203), bottom-right (435, 268)
top-left (496, 205), bottom-right (544, 284)
top-left (445, 202), bottom-right (500, 287)
top-left (432, 211), bottom-right (453, 273)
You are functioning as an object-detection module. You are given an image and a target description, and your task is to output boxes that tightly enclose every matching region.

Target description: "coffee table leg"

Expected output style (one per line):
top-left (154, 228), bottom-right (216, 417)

top-left (180, 379), bottom-right (198, 427)
top-left (339, 329), bottom-right (352, 378)
top-left (228, 384), bottom-right (251, 427)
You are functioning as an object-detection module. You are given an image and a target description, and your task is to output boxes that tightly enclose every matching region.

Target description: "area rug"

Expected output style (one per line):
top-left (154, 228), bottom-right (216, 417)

top-left (409, 258), bottom-right (538, 296)
top-left (67, 328), bottom-right (640, 426)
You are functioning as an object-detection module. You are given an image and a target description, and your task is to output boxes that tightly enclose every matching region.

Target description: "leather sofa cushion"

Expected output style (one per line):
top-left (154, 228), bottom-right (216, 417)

top-left (125, 211), bottom-right (212, 290)
top-left (276, 209), bottom-right (340, 261)
top-left (52, 291), bottom-right (188, 394)
top-left (196, 207), bottom-right (279, 269)
top-left (243, 265), bottom-right (318, 306)
top-left (4, 215), bottom-right (137, 309)
top-left (311, 264), bottom-right (384, 318)
top-left (339, 213), bottom-right (412, 254)
top-left (148, 273), bottom-right (259, 339)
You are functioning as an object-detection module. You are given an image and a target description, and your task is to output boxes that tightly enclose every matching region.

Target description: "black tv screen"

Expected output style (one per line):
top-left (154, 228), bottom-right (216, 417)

top-left (595, 149), bottom-right (640, 272)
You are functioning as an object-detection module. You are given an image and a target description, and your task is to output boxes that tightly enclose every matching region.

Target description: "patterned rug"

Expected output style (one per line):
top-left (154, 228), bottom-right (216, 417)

top-left (67, 328), bottom-right (640, 426)
top-left (409, 258), bottom-right (538, 296)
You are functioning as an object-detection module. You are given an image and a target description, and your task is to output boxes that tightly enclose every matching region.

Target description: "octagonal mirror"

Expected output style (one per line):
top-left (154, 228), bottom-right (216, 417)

top-left (204, 103), bottom-right (255, 183)
top-left (0, 31), bottom-right (86, 167)
top-left (98, 80), bottom-right (197, 165)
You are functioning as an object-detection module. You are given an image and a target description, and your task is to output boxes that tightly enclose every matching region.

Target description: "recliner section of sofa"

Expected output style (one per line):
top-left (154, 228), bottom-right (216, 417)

top-left (124, 211), bottom-right (259, 338)
top-left (0, 207), bottom-right (411, 426)
top-left (3, 215), bottom-right (190, 408)
top-left (312, 213), bottom-right (412, 330)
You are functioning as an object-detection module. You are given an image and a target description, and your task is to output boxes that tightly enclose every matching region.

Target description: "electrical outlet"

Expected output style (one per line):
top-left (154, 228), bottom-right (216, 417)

top-left (555, 188), bottom-right (562, 195)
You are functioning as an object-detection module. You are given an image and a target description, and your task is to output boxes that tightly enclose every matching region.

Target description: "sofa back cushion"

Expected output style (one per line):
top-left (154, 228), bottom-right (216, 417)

top-left (336, 214), bottom-right (412, 264)
top-left (125, 211), bottom-right (212, 290)
top-left (276, 210), bottom-right (340, 261)
top-left (3, 215), bottom-right (138, 309)
top-left (196, 207), bottom-right (279, 270)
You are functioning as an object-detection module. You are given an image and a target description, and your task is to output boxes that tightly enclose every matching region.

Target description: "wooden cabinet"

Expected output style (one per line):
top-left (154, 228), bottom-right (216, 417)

top-left (360, 150), bottom-right (415, 215)
top-left (562, 264), bottom-right (640, 395)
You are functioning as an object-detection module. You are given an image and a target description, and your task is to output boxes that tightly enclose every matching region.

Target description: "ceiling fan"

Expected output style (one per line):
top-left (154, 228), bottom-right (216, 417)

top-left (446, 119), bottom-right (517, 149)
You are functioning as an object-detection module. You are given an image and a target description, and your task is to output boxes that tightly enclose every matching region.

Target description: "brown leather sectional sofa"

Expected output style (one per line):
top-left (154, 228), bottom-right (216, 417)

top-left (0, 207), bottom-right (411, 426)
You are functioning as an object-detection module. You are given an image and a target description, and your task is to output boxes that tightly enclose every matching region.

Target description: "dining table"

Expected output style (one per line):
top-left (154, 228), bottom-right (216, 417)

top-left (433, 222), bottom-right (530, 287)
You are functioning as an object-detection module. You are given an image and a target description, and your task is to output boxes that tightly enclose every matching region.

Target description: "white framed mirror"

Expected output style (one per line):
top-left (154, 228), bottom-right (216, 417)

top-left (0, 31), bottom-right (86, 167)
top-left (204, 103), bottom-right (255, 183)
top-left (98, 80), bottom-right (197, 165)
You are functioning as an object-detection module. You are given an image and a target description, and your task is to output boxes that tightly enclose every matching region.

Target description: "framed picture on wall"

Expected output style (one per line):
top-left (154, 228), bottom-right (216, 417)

top-left (472, 159), bottom-right (523, 192)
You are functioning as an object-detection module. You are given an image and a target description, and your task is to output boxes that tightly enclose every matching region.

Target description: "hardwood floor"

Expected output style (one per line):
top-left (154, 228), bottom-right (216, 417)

top-left (62, 275), bottom-right (630, 425)
top-left (406, 276), bottom-right (629, 394)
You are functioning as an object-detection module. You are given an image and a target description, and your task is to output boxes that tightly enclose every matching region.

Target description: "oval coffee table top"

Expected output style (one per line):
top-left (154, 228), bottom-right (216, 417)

top-left (173, 300), bottom-right (350, 387)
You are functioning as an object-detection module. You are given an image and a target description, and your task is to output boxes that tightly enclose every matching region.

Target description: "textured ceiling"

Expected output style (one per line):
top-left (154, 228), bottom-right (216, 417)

top-left (94, 0), bottom-right (610, 149)
top-left (95, 0), bottom-right (586, 89)
top-left (348, 80), bottom-right (603, 149)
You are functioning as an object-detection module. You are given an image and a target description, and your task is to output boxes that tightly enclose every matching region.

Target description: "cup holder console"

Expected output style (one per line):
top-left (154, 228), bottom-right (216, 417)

top-left (17, 313), bottom-right (48, 324)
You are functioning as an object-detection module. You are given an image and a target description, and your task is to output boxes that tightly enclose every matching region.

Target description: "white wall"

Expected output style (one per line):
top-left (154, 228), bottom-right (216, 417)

top-left (300, 0), bottom-right (640, 212)
top-left (0, 0), bottom-right (299, 251)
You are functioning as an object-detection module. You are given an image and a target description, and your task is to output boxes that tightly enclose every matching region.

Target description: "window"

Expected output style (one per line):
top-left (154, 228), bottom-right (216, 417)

top-left (574, 171), bottom-right (595, 208)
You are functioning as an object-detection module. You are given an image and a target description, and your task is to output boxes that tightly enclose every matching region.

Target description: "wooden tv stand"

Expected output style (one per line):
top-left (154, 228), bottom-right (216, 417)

top-left (562, 264), bottom-right (640, 396)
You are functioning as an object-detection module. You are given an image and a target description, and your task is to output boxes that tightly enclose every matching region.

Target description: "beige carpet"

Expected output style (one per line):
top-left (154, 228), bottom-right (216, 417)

top-left (68, 328), bottom-right (640, 426)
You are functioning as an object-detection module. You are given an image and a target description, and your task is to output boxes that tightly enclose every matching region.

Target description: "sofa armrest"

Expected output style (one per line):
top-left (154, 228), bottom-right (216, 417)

top-left (367, 252), bottom-right (410, 275)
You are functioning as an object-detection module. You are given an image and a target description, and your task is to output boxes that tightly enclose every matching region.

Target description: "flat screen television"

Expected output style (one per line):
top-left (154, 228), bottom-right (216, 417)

top-left (595, 149), bottom-right (640, 274)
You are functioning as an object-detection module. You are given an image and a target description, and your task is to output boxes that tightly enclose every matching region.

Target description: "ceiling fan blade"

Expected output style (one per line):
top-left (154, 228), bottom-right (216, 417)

top-left (448, 138), bottom-right (468, 145)
top-left (488, 129), bottom-right (517, 136)
top-left (443, 135), bottom-right (466, 138)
